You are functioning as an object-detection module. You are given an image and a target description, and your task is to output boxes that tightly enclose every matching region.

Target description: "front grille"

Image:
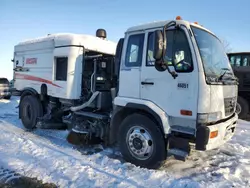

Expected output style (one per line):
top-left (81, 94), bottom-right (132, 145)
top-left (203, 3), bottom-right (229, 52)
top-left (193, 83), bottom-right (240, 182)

top-left (224, 97), bottom-right (236, 116)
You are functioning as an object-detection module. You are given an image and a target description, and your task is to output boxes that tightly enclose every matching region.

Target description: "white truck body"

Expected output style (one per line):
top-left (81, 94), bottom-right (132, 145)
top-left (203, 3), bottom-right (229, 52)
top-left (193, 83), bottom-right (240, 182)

top-left (14, 33), bottom-right (117, 99)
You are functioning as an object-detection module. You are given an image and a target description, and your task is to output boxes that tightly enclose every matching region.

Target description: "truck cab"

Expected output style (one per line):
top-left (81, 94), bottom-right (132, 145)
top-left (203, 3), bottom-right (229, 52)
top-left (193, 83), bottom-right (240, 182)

top-left (111, 17), bottom-right (238, 167)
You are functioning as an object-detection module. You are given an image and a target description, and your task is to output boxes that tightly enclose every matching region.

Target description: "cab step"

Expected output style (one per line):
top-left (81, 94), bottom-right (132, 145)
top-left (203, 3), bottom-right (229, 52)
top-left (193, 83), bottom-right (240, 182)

top-left (167, 135), bottom-right (191, 161)
top-left (168, 148), bottom-right (189, 161)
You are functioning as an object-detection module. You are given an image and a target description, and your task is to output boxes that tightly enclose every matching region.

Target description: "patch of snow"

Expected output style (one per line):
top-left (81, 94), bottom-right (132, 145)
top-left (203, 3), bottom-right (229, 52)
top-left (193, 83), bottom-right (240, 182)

top-left (0, 97), bottom-right (250, 187)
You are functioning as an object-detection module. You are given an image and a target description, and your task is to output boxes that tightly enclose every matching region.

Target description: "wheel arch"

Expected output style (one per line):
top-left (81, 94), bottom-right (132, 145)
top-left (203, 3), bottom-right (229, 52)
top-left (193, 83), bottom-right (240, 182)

top-left (20, 87), bottom-right (38, 99)
top-left (109, 102), bottom-right (168, 145)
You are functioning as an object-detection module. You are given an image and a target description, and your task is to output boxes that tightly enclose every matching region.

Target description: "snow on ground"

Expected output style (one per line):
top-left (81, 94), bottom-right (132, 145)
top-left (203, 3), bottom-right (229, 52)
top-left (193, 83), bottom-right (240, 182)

top-left (0, 97), bottom-right (250, 188)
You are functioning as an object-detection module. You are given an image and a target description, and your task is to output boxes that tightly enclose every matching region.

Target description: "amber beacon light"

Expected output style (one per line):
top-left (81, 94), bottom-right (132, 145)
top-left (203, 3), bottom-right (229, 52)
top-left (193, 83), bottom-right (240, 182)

top-left (176, 16), bottom-right (182, 20)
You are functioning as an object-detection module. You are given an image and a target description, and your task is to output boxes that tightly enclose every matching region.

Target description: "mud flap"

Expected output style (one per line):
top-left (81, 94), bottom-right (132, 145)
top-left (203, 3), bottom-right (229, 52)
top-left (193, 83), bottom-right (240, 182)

top-left (195, 126), bottom-right (209, 151)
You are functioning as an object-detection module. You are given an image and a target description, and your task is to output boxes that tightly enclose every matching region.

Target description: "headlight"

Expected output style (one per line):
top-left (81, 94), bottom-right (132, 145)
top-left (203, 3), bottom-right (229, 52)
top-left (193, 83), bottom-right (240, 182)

top-left (197, 112), bottom-right (222, 124)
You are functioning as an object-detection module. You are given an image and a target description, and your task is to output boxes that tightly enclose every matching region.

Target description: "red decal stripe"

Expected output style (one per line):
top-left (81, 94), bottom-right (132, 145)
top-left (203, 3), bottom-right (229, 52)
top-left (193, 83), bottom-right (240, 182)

top-left (15, 73), bottom-right (62, 88)
top-left (26, 58), bottom-right (37, 64)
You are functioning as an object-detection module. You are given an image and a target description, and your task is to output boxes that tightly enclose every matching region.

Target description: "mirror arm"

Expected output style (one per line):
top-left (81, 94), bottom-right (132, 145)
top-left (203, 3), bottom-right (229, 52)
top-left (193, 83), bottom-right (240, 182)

top-left (162, 21), bottom-right (177, 56)
top-left (162, 21), bottom-right (178, 79)
top-left (163, 21), bottom-right (177, 32)
top-left (169, 69), bottom-right (178, 79)
top-left (163, 61), bottom-right (178, 79)
top-left (163, 22), bottom-right (174, 54)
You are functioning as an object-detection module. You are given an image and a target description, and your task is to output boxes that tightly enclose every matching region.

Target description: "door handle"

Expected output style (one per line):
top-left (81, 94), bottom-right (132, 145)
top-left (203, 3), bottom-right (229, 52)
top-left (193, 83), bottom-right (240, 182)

top-left (141, 81), bottom-right (154, 85)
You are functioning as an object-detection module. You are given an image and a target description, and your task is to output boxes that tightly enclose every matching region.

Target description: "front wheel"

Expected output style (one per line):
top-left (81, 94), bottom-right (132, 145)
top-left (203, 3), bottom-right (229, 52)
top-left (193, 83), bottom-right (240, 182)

top-left (118, 113), bottom-right (166, 169)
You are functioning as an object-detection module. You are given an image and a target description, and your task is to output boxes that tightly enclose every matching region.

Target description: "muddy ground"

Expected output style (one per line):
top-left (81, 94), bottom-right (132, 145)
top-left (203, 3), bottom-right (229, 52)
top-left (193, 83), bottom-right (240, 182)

top-left (0, 178), bottom-right (57, 188)
top-left (0, 167), bottom-right (57, 188)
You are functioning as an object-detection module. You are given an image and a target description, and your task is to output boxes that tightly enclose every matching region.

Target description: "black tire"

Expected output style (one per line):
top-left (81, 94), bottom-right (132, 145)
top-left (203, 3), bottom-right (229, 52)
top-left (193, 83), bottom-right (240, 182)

top-left (118, 113), bottom-right (166, 169)
top-left (20, 95), bottom-right (43, 130)
top-left (237, 96), bottom-right (249, 119)
top-left (4, 95), bottom-right (11, 100)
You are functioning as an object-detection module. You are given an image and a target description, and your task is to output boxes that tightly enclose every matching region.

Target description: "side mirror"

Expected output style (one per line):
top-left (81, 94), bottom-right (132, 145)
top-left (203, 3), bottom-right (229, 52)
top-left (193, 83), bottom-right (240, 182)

top-left (153, 30), bottom-right (165, 60)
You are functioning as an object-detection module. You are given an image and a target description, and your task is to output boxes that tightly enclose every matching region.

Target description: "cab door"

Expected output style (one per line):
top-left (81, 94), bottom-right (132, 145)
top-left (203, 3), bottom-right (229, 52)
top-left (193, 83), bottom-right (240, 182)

top-left (118, 32), bottom-right (145, 98)
top-left (140, 27), bottom-right (199, 131)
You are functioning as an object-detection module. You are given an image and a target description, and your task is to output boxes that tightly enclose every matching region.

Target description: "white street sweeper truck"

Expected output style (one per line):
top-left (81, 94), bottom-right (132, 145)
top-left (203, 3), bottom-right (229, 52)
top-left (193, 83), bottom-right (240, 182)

top-left (12, 16), bottom-right (238, 169)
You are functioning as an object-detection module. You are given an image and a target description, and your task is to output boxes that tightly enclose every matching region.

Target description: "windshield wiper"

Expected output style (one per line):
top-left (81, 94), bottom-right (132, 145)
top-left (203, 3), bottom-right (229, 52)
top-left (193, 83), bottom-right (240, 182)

top-left (216, 68), bottom-right (238, 85)
top-left (217, 68), bottom-right (233, 81)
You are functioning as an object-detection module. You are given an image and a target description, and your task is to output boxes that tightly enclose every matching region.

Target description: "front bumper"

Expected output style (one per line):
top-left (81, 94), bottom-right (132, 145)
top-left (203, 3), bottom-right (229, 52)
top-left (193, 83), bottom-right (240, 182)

top-left (0, 86), bottom-right (11, 97)
top-left (195, 113), bottom-right (238, 151)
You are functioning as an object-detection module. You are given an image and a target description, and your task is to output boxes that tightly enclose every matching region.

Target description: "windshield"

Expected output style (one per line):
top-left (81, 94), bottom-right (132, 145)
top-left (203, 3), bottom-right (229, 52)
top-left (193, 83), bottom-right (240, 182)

top-left (191, 26), bottom-right (233, 79)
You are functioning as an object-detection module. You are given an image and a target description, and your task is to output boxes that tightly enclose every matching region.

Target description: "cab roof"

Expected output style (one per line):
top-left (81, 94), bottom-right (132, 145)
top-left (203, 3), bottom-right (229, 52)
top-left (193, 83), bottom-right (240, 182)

top-left (15, 33), bottom-right (117, 55)
top-left (126, 19), bottom-right (215, 35)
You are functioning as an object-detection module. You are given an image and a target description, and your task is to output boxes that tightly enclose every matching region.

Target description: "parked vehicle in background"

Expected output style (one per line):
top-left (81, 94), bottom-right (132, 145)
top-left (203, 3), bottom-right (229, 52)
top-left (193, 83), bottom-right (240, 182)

top-left (228, 52), bottom-right (250, 119)
top-left (0, 78), bottom-right (11, 99)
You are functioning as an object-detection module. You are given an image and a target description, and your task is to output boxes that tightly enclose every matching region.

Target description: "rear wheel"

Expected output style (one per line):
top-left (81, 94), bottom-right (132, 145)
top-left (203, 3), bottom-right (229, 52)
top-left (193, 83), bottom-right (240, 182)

top-left (236, 96), bottom-right (249, 119)
top-left (118, 113), bottom-right (166, 169)
top-left (20, 95), bottom-right (43, 129)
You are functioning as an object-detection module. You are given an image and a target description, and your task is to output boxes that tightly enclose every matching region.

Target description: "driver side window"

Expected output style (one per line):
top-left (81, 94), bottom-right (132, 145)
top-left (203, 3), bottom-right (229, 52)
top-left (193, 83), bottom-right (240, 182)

top-left (172, 30), bottom-right (193, 72)
top-left (145, 29), bottom-right (193, 72)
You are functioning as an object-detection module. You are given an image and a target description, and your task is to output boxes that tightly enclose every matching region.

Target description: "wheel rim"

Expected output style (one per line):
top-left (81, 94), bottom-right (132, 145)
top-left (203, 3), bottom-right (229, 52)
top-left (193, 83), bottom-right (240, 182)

top-left (126, 126), bottom-right (154, 160)
top-left (236, 102), bottom-right (241, 115)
